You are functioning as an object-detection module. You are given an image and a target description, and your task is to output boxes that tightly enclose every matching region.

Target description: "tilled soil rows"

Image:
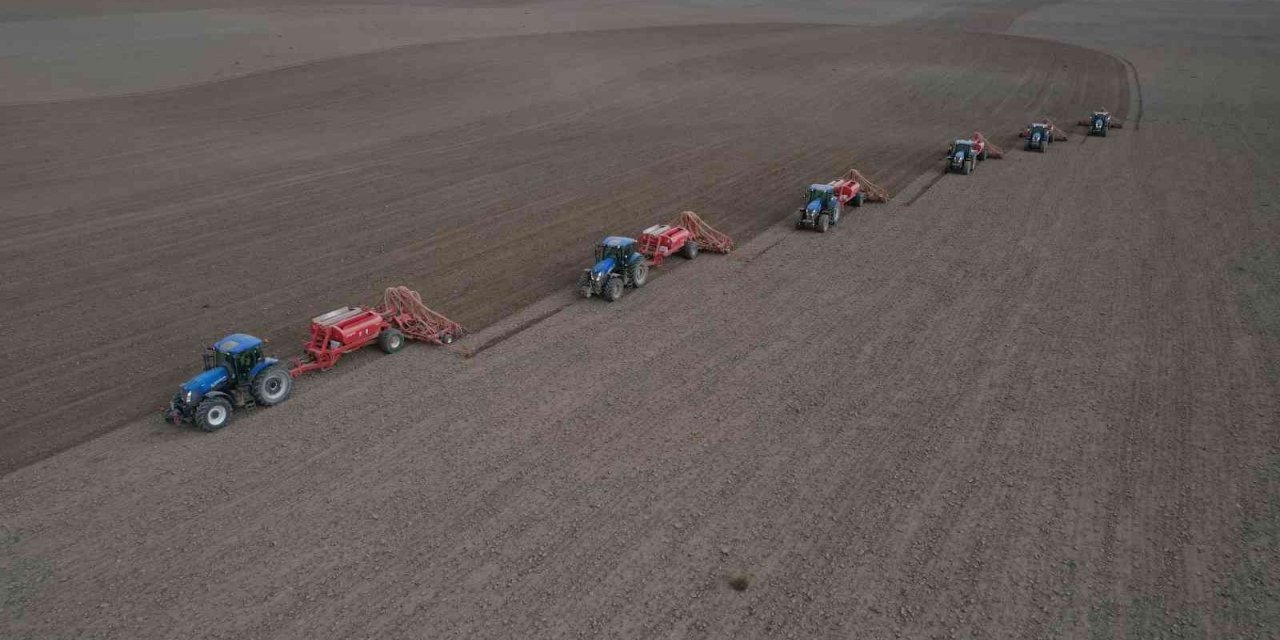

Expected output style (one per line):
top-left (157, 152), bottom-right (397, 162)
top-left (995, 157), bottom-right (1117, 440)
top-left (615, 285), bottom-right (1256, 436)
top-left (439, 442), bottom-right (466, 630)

top-left (3, 105), bottom-right (1272, 638)
top-left (0, 23), bottom-right (1125, 473)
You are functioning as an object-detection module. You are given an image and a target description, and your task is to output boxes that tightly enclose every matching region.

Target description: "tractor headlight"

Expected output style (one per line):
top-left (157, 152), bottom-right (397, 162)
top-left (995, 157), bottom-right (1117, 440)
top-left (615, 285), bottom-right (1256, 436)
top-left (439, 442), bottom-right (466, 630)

top-left (593, 272), bottom-right (604, 282)
top-left (182, 390), bottom-right (195, 405)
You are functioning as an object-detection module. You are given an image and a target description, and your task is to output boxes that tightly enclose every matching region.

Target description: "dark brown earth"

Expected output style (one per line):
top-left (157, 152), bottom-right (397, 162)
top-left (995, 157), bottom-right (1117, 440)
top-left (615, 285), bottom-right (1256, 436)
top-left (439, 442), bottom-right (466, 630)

top-left (3, 1), bottom-right (1280, 639)
top-left (0, 21), bottom-right (1126, 474)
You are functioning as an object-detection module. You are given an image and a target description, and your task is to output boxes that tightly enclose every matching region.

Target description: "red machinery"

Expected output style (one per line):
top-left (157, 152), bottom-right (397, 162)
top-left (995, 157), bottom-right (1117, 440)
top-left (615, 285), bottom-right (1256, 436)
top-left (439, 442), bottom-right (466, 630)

top-left (829, 177), bottom-right (865, 206)
top-left (638, 224), bottom-right (697, 266)
top-left (289, 286), bottom-right (463, 377)
top-left (637, 212), bottom-right (734, 266)
top-left (972, 132), bottom-right (1005, 159)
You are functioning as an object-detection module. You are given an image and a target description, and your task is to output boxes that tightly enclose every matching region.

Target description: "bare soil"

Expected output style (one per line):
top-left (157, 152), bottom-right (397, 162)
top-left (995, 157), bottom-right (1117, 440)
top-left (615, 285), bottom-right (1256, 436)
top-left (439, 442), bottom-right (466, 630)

top-left (3, 1), bottom-right (1279, 639)
top-left (0, 20), bottom-right (1125, 474)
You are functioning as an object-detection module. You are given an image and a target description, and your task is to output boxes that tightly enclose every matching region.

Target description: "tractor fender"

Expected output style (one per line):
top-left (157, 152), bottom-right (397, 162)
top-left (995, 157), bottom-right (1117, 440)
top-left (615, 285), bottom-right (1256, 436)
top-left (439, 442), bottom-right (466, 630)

top-left (248, 357), bottom-right (280, 380)
top-left (200, 390), bottom-right (234, 407)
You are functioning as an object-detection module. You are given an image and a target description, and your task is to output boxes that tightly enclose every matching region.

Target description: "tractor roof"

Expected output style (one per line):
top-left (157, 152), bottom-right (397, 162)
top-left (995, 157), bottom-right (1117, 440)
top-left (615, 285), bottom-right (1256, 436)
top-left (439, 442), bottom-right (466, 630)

top-left (955, 139), bottom-right (975, 145)
top-left (601, 236), bottom-right (636, 248)
top-left (213, 333), bottom-right (263, 354)
top-left (809, 184), bottom-right (833, 192)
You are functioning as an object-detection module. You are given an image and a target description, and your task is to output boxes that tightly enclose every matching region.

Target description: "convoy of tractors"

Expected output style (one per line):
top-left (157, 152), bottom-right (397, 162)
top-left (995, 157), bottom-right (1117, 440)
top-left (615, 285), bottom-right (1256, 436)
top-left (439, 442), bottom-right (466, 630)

top-left (164, 109), bottom-right (1121, 432)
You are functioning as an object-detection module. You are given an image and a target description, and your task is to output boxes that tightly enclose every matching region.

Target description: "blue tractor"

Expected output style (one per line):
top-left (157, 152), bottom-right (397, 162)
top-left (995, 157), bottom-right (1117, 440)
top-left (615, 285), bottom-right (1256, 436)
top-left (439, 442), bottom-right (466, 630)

top-left (577, 236), bottom-right (649, 302)
top-left (1088, 111), bottom-right (1112, 137)
top-left (164, 333), bottom-right (294, 432)
top-left (795, 184), bottom-right (843, 233)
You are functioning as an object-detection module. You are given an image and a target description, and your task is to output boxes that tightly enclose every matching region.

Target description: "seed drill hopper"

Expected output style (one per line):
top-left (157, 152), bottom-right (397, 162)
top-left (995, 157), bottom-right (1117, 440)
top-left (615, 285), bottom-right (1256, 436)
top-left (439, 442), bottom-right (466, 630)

top-left (290, 286), bottom-right (463, 377)
top-left (638, 211), bottom-right (733, 265)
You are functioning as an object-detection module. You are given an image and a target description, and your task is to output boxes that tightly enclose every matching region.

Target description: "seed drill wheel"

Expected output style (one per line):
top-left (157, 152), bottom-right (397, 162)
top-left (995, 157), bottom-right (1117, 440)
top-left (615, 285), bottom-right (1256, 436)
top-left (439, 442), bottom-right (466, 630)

top-left (195, 397), bottom-right (233, 432)
top-left (852, 192), bottom-right (865, 208)
top-left (682, 241), bottom-right (699, 260)
top-left (252, 366), bottom-right (293, 406)
top-left (379, 328), bottom-right (406, 354)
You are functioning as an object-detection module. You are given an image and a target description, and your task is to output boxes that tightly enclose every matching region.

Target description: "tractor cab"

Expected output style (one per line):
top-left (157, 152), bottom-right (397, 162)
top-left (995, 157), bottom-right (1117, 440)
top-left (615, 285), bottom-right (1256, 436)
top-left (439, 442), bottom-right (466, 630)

top-left (953, 139), bottom-right (975, 156)
top-left (208, 334), bottom-right (266, 385)
top-left (595, 236), bottom-right (638, 267)
top-left (1029, 123), bottom-right (1049, 137)
top-left (806, 184), bottom-right (834, 213)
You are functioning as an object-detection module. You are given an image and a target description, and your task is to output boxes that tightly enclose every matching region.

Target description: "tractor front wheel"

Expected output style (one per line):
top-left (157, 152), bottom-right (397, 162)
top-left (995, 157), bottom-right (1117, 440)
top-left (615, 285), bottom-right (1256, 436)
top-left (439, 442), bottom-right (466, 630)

top-left (817, 213), bottom-right (830, 233)
top-left (251, 366), bottom-right (293, 406)
top-left (963, 159), bottom-right (973, 175)
top-left (604, 277), bottom-right (624, 302)
top-left (631, 262), bottom-right (649, 288)
top-left (195, 397), bottom-right (233, 432)
top-left (577, 272), bottom-right (594, 298)
top-left (378, 328), bottom-right (406, 354)
top-left (682, 240), bottom-right (699, 260)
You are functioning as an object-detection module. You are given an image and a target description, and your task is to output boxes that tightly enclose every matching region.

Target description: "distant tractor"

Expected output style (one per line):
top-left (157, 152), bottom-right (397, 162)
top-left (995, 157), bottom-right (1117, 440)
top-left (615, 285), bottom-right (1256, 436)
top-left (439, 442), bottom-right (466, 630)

top-left (1080, 109), bottom-right (1122, 137)
top-left (638, 224), bottom-right (698, 266)
top-left (1025, 123), bottom-right (1052, 152)
top-left (578, 236), bottom-right (649, 301)
top-left (796, 184), bottom-right (844, 232)
top-left (947, 138), bottom-right (984, 174)
top-left (164, 333), bottom-right (293, 432)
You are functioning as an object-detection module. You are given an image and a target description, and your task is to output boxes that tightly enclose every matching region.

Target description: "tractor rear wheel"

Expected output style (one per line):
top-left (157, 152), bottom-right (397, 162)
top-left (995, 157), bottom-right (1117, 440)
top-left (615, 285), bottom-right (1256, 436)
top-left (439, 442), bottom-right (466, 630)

top-left (195, 397), bottom-right (233, 432)
top-left (378, 328), bottom-right (406, 354)
top-left (604, 277), bottom-right (624, 302)
top-left (979, 148), bottom-right (988, 161)
top-left (251, 366), bottom-right (293, 406)
top-left (682, 240), bottom-right (699, 260)
top-left (817, 214), bottom-right (830, 233)
top-left (631, 262), bottom-right (649, 288)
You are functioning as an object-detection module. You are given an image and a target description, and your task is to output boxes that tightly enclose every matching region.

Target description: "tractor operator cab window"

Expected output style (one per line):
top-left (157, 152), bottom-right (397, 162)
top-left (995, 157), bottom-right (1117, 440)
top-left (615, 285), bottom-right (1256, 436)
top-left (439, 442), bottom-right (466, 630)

top-left (236, 348), bottom-right (260, 381)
